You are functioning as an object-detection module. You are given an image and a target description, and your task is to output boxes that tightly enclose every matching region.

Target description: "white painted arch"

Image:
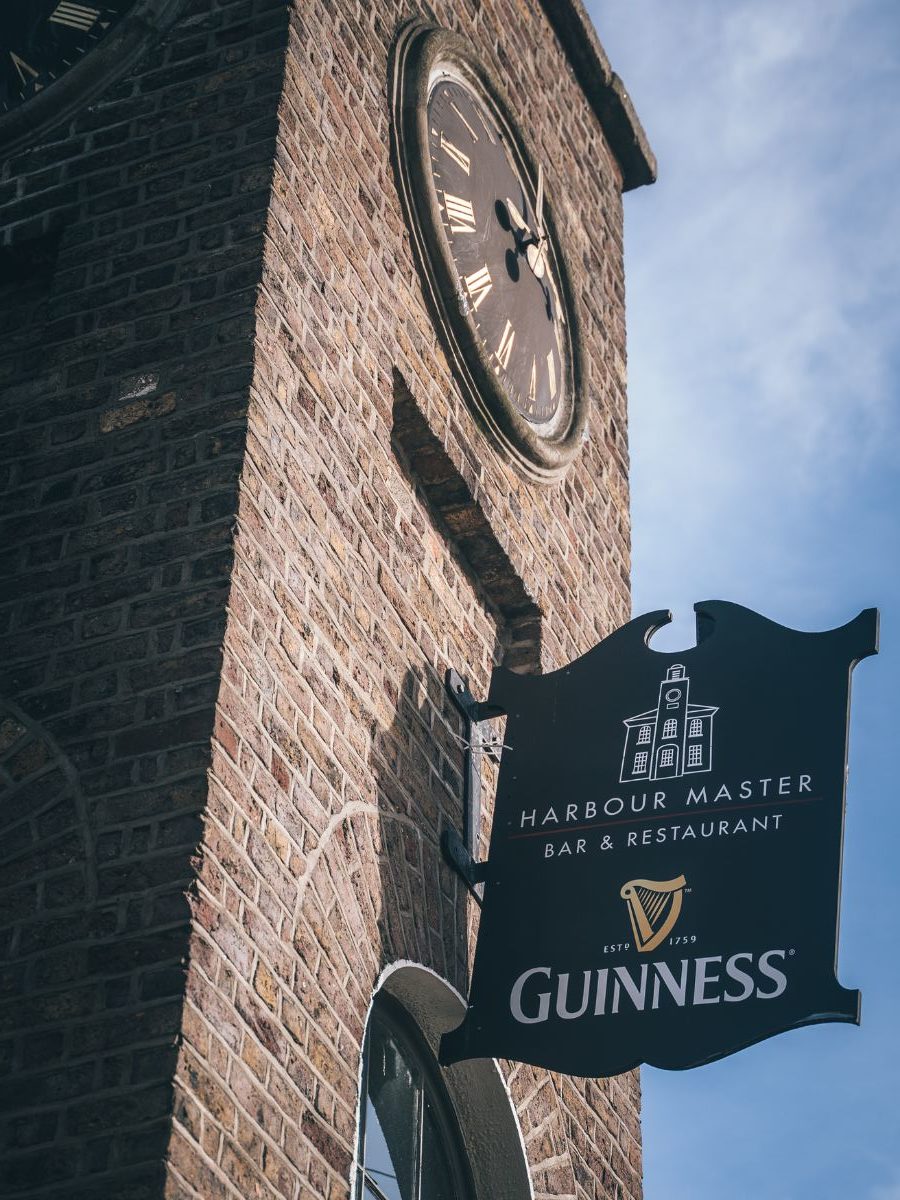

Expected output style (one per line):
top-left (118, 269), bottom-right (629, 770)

top-left (351, 960), bottom-right (533, 1200)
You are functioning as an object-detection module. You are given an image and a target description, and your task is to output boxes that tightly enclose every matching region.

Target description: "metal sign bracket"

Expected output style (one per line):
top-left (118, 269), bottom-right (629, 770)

top-left (442, 668), bottom-right (505, 904)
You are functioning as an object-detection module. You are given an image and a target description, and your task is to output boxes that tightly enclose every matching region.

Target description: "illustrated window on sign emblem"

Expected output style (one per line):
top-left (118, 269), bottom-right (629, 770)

top-left (355, 995), bottom-right (474, 1200)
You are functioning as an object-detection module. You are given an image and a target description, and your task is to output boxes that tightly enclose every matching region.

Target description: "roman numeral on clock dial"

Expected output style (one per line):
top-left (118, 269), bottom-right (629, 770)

top-left (9, 49), bottom-right (33, 78)
top-left (463, 264), bottom-right (492, 311)
top-left (49, 2), bottom-right (101, 30)
top-left (495, 320), bottom-right (515, 371)
top-left (440, 131), bottom-right (470, 174)
top-left (442, 193), bottom-right (476, 233)
top-left (0, 2), bottom-right (133, 116)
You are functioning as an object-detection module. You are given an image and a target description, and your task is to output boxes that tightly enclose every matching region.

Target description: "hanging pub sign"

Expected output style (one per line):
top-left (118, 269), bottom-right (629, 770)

top-left (440, 601), bottom-right (878, 1077)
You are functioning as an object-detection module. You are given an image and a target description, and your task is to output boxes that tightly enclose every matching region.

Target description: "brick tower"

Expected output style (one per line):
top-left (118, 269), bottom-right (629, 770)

top-left (0, 1), bottom-right (654, 1197)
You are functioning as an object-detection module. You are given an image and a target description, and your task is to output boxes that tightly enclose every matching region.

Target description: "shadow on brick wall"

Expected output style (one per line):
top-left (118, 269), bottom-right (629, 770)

top-left (0, 695), bottom-right (183, 1198)
top-left (371, 661), bottom-right (474, 1003)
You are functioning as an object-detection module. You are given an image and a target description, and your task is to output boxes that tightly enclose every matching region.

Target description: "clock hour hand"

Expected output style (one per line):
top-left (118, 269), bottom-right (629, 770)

top-left (505, 196), bottom-right (535, 244)
top-left (505, 192), bottom-right (547, 279)
top-left (507, 200), bottom-right (547, 280)
top-left (526, 240), bottom-right (547, 279)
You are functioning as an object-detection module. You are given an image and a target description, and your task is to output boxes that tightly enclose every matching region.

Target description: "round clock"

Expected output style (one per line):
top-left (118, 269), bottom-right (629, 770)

top-left (391, 24), bottom-right (587, 482)
top-left (0, 0), bottom-right (181, 154)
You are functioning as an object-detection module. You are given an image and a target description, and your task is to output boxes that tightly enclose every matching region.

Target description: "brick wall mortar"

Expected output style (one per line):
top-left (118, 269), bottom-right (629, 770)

top-left (0, 1), bottom-right (291, 1195)
top-left (167, 1), bottom-right (639, 1199)
top-left (3, 0), bottom-right (642, 1195)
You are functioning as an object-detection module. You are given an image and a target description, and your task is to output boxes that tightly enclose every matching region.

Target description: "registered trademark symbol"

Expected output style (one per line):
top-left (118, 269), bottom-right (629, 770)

top-left (789, 948), bottom-right (796, 956)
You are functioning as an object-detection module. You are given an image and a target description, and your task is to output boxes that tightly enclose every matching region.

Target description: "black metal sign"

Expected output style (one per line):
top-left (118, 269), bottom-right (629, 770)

top-left (440, 602), bottom-right (878, 1077)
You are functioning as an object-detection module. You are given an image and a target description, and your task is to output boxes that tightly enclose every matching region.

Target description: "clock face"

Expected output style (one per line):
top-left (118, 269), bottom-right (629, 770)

top-left (391, 26), bottom-right (587, 481)
top-left (1, 1), bottom-right (135, 114)
top-left (426, 76), bottom-right (570, 425)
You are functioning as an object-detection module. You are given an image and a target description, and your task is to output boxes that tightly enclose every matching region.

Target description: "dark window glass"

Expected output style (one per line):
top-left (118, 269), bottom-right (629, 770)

top-left (356, 996), bottom-right (474, 1200)
top-left (420, 1095), bottom-right (458, 1200)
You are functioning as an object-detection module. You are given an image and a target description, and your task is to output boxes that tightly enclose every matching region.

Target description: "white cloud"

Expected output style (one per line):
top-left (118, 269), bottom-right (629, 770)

top-left (591, 0), bottom-right (900, 630)
top-left (586, 8), bottom-right (900, 1199)
top-left (869, 1175), bottom-right (900, 1200)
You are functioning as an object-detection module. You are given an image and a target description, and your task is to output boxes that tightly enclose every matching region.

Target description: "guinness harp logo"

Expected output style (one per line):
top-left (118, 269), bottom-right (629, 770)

top-left (621, 875), bottom-right (688, 953)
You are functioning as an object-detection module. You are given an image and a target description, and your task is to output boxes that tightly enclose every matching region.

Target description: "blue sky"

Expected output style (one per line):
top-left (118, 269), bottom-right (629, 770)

top-left (587, 1), bottom-right (900, 1196)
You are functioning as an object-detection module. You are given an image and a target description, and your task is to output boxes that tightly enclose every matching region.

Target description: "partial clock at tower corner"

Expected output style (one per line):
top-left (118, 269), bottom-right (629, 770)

top-left (0, 0), bottom-right (183, 156)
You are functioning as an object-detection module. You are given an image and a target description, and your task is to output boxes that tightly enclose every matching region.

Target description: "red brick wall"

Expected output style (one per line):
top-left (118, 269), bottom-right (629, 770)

top-left (0, 2), bottom-right (289, 1195)
top-left (166, 3), bottom-right (640, 1199)
top-left (1, 1), bottom-right (642, 1196)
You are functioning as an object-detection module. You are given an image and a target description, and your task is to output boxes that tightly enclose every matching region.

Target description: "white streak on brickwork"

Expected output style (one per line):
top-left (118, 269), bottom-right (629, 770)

top-left (115, 372), bottom-right (159, 401)
top-left (293, 802), bottom-right (416, 908)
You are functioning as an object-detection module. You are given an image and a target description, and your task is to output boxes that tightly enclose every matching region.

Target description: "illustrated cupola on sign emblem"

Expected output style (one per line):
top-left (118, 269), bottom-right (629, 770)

top-left (620, 663), bottom-right (718, 782)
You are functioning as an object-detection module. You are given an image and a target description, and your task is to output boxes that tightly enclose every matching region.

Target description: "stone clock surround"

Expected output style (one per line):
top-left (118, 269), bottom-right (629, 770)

top-left (0, 1), bottom-right (653, 1198)
top-left (391, 23), bottom-right (586, 481)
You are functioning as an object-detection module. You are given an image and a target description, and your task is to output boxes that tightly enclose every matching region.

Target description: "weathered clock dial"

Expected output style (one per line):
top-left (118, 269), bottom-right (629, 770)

top-left (428, 78), bottom-right (567, 425)
top-left (391, 25), bottom-right (587, 482)
top-left (1, 1), bottom-right (136, 113)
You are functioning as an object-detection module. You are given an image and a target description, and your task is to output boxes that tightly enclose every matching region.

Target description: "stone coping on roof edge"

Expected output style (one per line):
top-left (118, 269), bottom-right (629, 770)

top-left (540, 0), bottom-right (657, 191)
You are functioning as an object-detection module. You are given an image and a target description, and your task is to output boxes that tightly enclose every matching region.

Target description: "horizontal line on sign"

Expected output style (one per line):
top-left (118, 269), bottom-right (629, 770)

top-left (508, 794), bottom-right (824, 840)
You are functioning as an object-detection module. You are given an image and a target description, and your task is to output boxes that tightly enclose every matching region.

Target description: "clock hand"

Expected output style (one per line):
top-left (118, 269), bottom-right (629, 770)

top-left (526, 162), bottom-right (548, 278)
top-left (535, 163), bottom-right (545, 238)
top-left (507, 191), bottom-right (546, 278)
top-left (526, 240), bottom-right (547, 279)
top-left (505, 196), bottom-right (536, 248)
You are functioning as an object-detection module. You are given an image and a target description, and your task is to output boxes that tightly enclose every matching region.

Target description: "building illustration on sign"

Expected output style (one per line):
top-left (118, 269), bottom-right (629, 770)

top-left (619, 664), bottom-right (718, 782)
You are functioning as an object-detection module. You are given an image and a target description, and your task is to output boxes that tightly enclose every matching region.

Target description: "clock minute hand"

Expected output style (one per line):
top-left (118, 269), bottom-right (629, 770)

top-left (527, 162), bottom-right (548, 279)
top-left (535, 163), bottom-right (545, 237)
top-left (505, 197), bottom-right (534, 243)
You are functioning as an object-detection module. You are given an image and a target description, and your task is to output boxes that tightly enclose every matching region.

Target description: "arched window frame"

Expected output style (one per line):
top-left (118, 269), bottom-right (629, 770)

top-left (355, 992), bottom-right (476, 1200)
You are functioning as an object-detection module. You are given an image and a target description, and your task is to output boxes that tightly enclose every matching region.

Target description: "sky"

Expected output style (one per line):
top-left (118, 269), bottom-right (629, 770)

top-left (585, 1), bottom-right (900, 1197)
